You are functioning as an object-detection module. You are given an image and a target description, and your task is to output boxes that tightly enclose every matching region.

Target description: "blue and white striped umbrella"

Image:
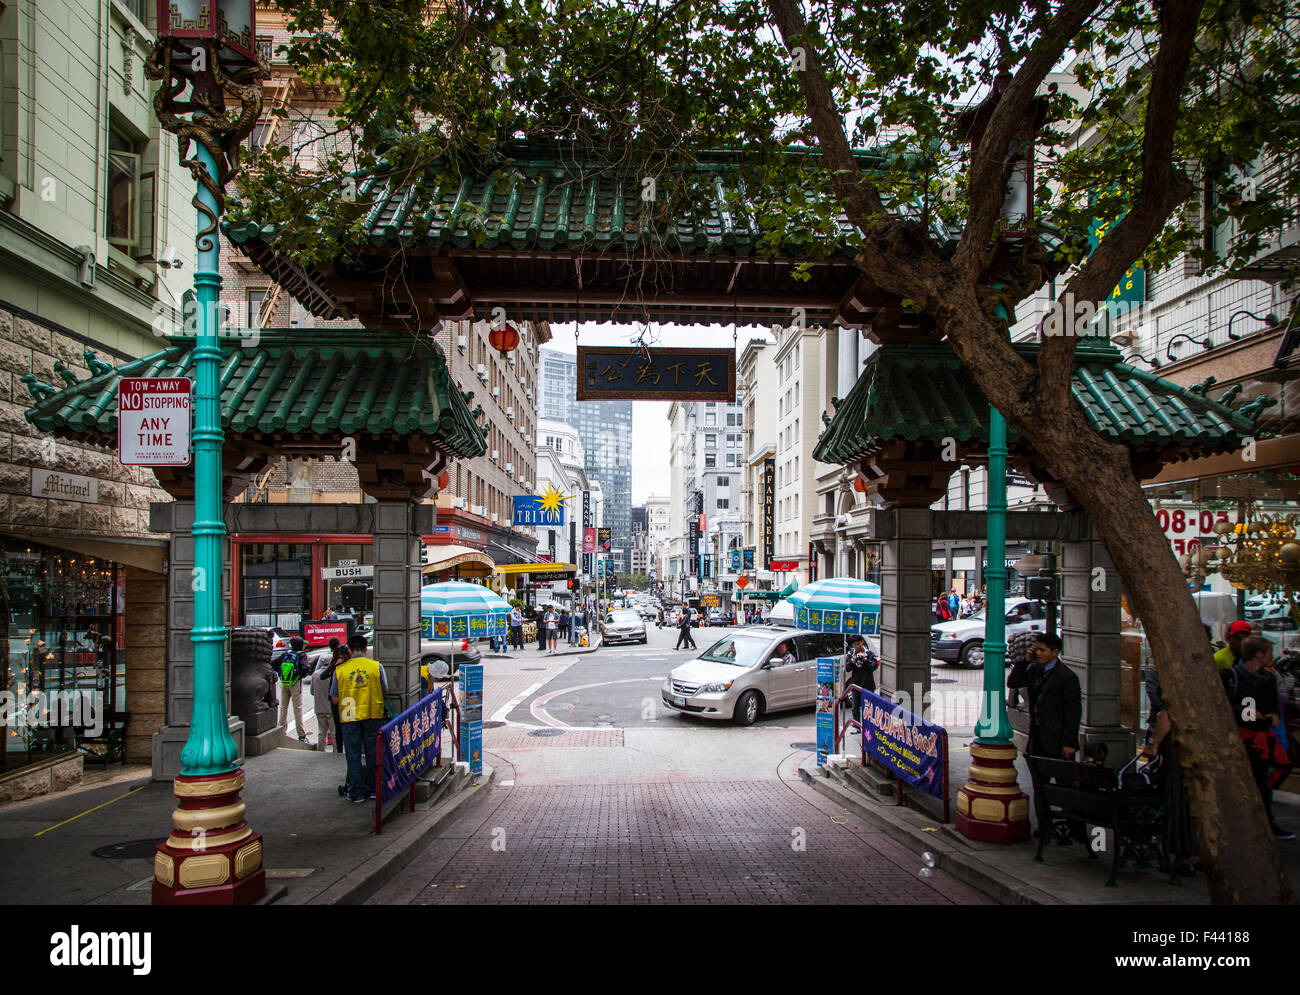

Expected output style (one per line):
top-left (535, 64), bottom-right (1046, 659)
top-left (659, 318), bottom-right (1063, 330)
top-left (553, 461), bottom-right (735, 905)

top-left (786, 577), bottom-right (882, 635)
top-left (420, 581), bottom-right (511, 640)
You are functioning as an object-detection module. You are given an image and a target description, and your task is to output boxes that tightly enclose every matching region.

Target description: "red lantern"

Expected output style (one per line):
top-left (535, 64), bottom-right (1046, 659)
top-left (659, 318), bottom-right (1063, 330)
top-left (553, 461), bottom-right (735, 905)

top-left (489, 323), bottom-right (520, 356)
top-left (436, 470), bottom-right (450, 491)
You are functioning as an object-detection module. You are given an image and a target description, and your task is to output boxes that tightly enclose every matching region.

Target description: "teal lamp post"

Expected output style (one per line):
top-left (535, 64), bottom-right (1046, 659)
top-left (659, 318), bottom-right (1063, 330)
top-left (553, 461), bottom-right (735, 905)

top-left (146, 0), bottom-right (268, 904)
top-left (953, 71), bottom-right (1052, 843)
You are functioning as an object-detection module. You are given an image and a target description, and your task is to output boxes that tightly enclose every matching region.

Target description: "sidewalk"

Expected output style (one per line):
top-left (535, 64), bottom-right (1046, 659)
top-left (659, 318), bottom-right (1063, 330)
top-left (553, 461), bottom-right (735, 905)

top-left (0, 743), bottom-right (491, 905)
top-left (798, 742), bottom-right (1300, 904)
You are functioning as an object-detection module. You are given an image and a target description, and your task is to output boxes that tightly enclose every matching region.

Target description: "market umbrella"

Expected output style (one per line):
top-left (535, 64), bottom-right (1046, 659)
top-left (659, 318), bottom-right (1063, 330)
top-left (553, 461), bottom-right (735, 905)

top-left (786, 577), bottom-right (882, 636)
top-left (420, 581), bottom-right (511, 677)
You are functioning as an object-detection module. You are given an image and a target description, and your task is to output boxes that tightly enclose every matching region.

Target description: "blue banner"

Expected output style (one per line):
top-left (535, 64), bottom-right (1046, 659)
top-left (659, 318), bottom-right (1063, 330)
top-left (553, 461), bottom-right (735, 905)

top-left (858, 689), bottom-right (945, 799)
top-left (816, 657), bottom-right (838, 767)
top-left (378, 691), bottom-right (445, 805)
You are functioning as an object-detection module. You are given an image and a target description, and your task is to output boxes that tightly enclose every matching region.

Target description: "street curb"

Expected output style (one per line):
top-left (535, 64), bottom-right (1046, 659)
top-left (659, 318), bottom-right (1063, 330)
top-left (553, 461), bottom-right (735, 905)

top-left (483, 638), bottom-right (602, 659)
top-left (306, 764), bottom-right (496, 906)
top-left (797, 757), bottom-right (1056, 906)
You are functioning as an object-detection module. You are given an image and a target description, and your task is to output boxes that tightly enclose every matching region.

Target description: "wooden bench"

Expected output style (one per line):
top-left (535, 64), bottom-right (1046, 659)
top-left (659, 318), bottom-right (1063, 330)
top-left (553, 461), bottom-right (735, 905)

top-left (1027, 755), bottom-right (1175, 887)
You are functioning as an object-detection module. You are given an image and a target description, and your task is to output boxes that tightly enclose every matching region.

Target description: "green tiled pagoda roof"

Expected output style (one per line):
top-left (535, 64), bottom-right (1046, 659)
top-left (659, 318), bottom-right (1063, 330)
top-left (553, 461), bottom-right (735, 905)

top-left (225, 147), bottom-right (943, 259)
top-left (24, 331), bottom-right (487, 458)
top-left (813, 340), bottom-right (1259, 466)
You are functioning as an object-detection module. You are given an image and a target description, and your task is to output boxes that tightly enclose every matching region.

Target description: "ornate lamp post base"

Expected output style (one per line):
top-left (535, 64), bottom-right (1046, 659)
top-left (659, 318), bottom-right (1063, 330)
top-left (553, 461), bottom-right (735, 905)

top-left (955, 741), bottom-right (1031, 844)
top-left (153, 770), bottom-right (265, 905)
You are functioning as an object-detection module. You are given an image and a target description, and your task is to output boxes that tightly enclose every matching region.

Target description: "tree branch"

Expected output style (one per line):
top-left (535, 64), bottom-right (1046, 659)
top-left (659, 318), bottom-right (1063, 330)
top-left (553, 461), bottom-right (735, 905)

top-left (1041, 0), bottom-right (1204, 399)
top-left (765, 0), bottom-right (887, 228)
top-left (956, 0), bottom-right (1102, 282)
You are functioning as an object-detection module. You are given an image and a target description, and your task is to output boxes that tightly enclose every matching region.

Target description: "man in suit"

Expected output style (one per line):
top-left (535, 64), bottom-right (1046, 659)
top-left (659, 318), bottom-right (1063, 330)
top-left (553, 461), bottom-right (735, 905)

top-left (1008, 632), bottom-right (1081, 759)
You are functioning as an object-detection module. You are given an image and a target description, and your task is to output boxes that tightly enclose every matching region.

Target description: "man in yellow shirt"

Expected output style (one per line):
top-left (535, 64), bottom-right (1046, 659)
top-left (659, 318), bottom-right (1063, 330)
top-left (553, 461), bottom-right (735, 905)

top-left (330, 634), bottom-right (389, 803)
top-left (1215, 621), bottom-right (1252, 671)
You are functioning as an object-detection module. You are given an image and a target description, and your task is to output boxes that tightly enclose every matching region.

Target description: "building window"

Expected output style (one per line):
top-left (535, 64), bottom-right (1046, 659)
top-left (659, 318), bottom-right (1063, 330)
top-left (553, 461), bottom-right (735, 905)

top-left (705, 434), bottom-right (716, 448)
top-left (726, 454), bottom-right (736, 467)
top-left (705, 453), bottom-right (716, 469)
top-left (247, 289), bottom-right (268, 327)
top-left (717, 498), bottom-right (730, 509)
top-left (727, 413), bottom-right (737, 426)
top-left (705, 412), bottom-right (716, 426)
top-left (718, 476), bottom-right (730, 488)
top-left (107, 126), bottom-right (150, 255)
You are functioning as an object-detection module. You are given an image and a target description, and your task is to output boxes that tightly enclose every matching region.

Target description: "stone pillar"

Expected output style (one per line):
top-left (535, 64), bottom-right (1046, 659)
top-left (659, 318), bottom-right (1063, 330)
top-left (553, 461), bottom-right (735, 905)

top-left (124, 565), bottom-right (167, 763)
top-left (875, 507), bottom-right (933, 711)
top-left (1060, 526), bottom-right (1134, 763)
top-left (149, 502), bottom-right (242, 779)
top-left (371, 502), bottom-right (423, 712)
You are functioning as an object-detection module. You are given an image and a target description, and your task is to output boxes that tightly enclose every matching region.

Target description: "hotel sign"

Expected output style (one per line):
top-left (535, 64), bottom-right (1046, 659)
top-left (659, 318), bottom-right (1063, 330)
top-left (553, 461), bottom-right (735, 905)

top-left (761, 458), bottom-right (775, 569)
top-left (576, 346), bottom-right (736, 402)
top-left (31, 469), bottom-right (98, 504)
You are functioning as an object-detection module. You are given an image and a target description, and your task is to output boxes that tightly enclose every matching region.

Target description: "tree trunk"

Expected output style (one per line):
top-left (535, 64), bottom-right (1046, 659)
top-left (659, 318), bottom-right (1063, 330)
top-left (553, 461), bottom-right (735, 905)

top-left (941, 307), bottom-right (1295, 903)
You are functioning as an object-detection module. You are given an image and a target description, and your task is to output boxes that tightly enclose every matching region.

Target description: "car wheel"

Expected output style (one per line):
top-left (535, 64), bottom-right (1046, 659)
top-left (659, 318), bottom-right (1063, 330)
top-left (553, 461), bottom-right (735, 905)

top-left (734, 690), bottom-right (762, 726)
top-left (960, 640), bottom-right (985, 669)
top-left (640, 637), bottom-right (648, 644)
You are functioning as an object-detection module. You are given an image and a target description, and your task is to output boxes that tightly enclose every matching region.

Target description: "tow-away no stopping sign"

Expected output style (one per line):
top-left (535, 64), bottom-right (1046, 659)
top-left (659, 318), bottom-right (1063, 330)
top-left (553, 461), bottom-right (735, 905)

top-left (118, 377), bottom-right (192, 466)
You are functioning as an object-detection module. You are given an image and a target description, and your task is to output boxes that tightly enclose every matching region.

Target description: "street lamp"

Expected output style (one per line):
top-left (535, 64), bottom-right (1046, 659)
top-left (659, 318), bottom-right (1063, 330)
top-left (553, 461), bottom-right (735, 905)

top-left (951, 70), bottom-right (1051, 844)
top-left (146, 0), bottom-right (267, 905)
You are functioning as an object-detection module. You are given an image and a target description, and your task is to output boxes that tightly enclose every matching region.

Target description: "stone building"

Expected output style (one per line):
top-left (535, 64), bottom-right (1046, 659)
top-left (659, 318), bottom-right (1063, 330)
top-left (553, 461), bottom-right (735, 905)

top-left (1, 0), bottom-right (200, 793)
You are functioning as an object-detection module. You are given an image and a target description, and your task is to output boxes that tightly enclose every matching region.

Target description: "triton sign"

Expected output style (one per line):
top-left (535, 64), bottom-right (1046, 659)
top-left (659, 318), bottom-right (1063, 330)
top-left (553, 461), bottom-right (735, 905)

top-left (576, 346), bottom-right (737, 402)
top-left (513, 484), bottom-right (569, 526)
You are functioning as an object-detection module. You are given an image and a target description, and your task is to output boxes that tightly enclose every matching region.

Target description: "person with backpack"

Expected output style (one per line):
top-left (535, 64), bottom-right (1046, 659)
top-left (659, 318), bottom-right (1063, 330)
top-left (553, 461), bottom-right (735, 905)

top-left (1223, 636), bottom-right (1295, 840)
top-left (278, 636), bottom-right (313, 743)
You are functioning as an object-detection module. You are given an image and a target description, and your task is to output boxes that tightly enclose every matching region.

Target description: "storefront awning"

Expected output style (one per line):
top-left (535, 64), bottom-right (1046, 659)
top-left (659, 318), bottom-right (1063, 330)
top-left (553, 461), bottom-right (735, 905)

top-left (422, 544), bottom-right (495, 575)
top-left (494, 562), bottom-right (578, 575)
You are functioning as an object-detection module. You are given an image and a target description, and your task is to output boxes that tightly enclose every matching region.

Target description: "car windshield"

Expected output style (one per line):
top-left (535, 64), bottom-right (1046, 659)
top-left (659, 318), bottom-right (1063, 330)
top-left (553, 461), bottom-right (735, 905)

top-left (610, 611), bottom-right (640, 623)
top-left (700, 635), bottom-right (770, 667)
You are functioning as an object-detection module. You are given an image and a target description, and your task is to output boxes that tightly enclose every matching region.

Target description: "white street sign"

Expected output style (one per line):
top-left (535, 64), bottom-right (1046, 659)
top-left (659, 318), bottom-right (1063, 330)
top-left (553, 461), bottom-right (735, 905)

top-left (321, 564), bottom-right (374, 580)
top-left (118, 377), bottom-right (192, 466)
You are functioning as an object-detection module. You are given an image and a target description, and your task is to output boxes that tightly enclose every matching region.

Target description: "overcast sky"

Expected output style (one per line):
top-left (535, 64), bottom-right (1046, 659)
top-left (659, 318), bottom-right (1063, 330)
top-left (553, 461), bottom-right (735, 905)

top-left (541, 321), bottom-right (773, 505)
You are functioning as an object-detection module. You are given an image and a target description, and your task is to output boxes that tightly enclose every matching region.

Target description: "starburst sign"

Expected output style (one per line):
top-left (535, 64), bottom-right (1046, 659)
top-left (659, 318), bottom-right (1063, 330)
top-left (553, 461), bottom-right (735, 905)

top-left (537, 483), bottom-right (570, 518)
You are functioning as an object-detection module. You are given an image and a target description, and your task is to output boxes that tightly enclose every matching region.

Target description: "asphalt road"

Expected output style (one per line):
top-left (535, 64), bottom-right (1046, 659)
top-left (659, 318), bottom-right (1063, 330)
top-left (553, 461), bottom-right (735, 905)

top-left (508, 622), bottom-right (817, 732)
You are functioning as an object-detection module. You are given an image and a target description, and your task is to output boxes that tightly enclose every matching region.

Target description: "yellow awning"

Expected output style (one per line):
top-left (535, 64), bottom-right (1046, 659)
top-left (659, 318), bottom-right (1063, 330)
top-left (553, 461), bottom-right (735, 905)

top-left (493, 562), bottom-right (578, 575)
top-left (421, 544), bottom-right (495, 574)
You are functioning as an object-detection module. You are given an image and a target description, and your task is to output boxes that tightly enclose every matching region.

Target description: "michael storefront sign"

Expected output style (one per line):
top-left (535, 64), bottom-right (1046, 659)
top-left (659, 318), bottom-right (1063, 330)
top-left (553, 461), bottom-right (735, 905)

top-left (30, 468), bottom-right (99, 503)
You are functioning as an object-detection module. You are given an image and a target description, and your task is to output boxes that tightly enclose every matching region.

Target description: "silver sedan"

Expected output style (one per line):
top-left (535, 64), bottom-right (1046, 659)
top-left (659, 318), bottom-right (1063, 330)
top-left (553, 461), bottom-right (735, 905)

top-left (599, 609), bottom-right (648, 646)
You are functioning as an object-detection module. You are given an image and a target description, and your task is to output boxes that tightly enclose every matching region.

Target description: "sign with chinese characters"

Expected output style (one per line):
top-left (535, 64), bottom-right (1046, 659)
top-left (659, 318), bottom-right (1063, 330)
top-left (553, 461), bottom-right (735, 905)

top-left (1088, 214), bottom-right (1146, 306)
top-left (458, 664), bottom-right (483, 776)
top-left (118, 377), bottom-right (192, 466)
top-left (513, 483), bottom-right (569, 526)
top-left (761, 458), bottom-right (775, 569)
top-left (576, 346), bottom-right (737, 402)
top-left (378, 690), bottom-right (445, 804)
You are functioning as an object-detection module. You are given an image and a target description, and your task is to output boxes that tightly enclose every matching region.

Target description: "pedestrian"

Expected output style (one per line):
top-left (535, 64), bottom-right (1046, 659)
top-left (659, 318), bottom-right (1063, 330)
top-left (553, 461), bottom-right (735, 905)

top-left (1215, 620), bottom-right (1252, 670)
top-left (675, 606), bottom-right (697, 650)
top-left (331, 633), bottom-right (389, 804)
top-left (843, 634), bottom-right (878, 723)
top-left (1223, 636), bottom-right (1295, 839)
top-left (324, 638), bottom-right (348, 751)
top-left (310, 648), bottom-right (336, 752)
top-left (277, 636), bottom-right (312, 743)
top-left (537, 606), bottom-right (548, 651)
top-left (657, 606), bottom-right (665, 629)
top-left (509, 603), bottom-right (523, 651)
top-left (1141, 661), bottom-right (1197, 873)
top-left (1006, 632), bottom-right (1081, 759)
top-left (558, 608), bottom-right (570, 645)
top-left (1005, 628), bottom-right (1039, 710)
top-left (544, 604), bottom-right (559, 654)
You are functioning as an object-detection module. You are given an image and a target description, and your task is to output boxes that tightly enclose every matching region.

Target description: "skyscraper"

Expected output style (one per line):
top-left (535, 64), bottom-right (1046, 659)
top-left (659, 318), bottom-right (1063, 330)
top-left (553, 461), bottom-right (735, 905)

top-left (539, 347), bottom-right (633, 572)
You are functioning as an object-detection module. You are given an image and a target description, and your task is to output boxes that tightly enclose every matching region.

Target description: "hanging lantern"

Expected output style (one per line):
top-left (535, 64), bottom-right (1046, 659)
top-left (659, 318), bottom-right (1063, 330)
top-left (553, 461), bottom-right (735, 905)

top-left (156, 1), bottom-right (259, 77)
top-left (489, 322), bottom-right (521, 357)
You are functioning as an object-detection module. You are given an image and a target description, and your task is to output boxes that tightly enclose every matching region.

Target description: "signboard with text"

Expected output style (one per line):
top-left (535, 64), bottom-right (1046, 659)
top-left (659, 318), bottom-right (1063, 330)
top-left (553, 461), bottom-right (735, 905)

top-left (859, 688), bottom-right (946, 799)
top-left (770, 560), bottom-right (800, 572)
top-left (576, 346), bottom-right (736, 402)
top-left (761, 458), bottom-right (775, 568)
top-left (118, 377), bottom-right (192, 466)
top-left (598, 527), bottom-right (612, 552)
top-left (513, 493), bottom-right (567, 526)
top-left (379, 691), bottom-right (445, 804)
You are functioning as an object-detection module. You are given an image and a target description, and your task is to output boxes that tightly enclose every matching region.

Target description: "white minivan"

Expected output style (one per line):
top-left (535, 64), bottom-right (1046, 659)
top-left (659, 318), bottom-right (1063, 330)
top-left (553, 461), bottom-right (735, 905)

top-left (930, 597), bottom-right (1047, 667)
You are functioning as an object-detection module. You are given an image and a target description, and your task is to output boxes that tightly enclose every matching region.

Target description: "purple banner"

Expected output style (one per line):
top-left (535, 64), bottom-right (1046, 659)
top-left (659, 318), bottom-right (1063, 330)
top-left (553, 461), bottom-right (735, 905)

top-left (379, 690), bottom-right (445, 805)
top-left (858, 689), bottom-right (945, 799)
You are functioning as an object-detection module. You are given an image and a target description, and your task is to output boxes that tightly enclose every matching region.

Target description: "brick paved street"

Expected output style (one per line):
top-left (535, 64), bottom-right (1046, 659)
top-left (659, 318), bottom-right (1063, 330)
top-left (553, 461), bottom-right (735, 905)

top-left (369, 628), bottom-right (994, 905)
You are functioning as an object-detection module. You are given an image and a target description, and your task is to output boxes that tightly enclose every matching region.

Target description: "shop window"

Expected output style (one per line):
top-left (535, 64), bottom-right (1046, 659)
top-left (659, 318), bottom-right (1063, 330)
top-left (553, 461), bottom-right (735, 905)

top-left (240, 543), bottom-right (312, 632)
top-left (2, 543), bottom-right (124, 769)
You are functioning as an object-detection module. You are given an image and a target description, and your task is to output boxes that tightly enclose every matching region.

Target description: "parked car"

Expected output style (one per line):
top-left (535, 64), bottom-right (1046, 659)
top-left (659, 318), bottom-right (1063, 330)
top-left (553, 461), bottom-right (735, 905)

top-left (930, 597), bottom-right (1048, 667)
top-left (637, 605), bottom-right (658, 621)
top-left (600, 609), bottom-right (648, 646)
top-left (663, 626), bottom-right (845, 725)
